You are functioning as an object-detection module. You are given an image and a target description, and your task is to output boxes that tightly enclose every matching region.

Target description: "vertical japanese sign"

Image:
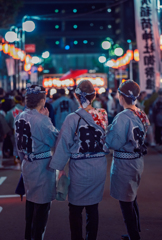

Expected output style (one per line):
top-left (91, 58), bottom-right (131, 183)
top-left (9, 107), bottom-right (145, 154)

top-left (134, 0), bottom-right (161, 91)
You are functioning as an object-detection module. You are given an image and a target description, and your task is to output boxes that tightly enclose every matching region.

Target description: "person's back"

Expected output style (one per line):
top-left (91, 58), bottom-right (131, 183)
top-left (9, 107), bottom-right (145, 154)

top-left (52, 89), bottom-right (75, 130)
top-left (105, 80), bottom-right (149, 240)
top-left (14, 84), bottom-right (58, 240)
top-left (49, 80), bottom-right (108, 240)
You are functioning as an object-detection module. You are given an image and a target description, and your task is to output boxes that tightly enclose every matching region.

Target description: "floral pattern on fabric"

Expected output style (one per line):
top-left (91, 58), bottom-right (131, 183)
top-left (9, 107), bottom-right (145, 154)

top-left (130, 108), bottom-right (150, 132)
top-left (87, 108), bottom-right (108, 130)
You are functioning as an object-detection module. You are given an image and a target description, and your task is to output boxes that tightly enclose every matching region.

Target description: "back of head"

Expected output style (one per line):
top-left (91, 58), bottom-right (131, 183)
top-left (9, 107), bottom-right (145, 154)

top-left (77, 80), bottom-right (94, 94)
top-left (75, 80), bottom-right (95, 108)
top-left (14, 95), bottom-right (22, 104)
top-left (59, 88), bottom-right (65, 96)
top-left (111, 90), bottom-right (117, 98)
top-left (25, 84), bottom-right (46, 109)
top-left (118, 80), bottom-right (140, 105)
top-left (52, 93), bottom-right (59, 101)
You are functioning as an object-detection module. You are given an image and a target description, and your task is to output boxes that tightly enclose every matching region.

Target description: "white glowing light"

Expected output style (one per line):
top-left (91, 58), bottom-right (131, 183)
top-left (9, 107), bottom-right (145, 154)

top-left (5, 31), bottom-right (17, 43)
top-left (23, 21), bottom-right (35, 32)
top-left (17, 50), bottom-right (25, 61)
top-left (42, 51), bottom-right (50, 59)
top-left (50, 88), bottom-right (57, 95)
top-left (114, 47), bottom-right (124, 56)
top-left (105, 60), bottom-right (114, 67)
top-left (98, 56), bottom-right (106, 63)
top-left (65, 88), bottom-right (69, 95)
top-left (102, 41), bottom-right (111, 50)
top-left (98, 87), bottom-right (106, 94)
top-left (31, 56), bottom-right (41, 64)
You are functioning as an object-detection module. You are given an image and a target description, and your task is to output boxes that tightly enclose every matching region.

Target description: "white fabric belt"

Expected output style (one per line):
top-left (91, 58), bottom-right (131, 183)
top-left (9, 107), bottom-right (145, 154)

top-left (113, 151), bottom-right (141, 160)
top-left (71, 152), bottom-right (105, 160)
top-left (24, 151), bottom-right (52, 162)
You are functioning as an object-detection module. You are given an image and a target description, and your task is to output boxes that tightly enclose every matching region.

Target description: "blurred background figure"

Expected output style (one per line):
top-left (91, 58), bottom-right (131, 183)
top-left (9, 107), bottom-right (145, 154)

top-left (51, 88), bottom-right (75, 130)
top-left (0, 104), bottom-right (10, 168)
top-left (20, 88), bottom-right (26, 97)
top-left (4, 95), bottom-right (25, 168)
top-left (5, 95), bottom-right (24, 130)
top-left (0, 87), bottom-right (13, 114)
top-left (136, 91), bottom-right (147, 110)
top-left (92, 93), bottom-right (102, 108)
top-left (142, 90), bottom-right (158, 147)
top-left (69, 90), bottom-right (79, 111)
top-left (107, 90), bottom-right (118, 124)
top-left (152, 89), bottom-right (162, 145)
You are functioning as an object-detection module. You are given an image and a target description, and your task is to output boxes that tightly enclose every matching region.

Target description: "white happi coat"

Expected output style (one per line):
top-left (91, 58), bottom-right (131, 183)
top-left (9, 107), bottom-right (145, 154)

top-left (105, 109), bottom-right (145, 202)
top-left (15, 108), bottom-right (58, 204)
top-left (49, 108), bottom-right (107, 206)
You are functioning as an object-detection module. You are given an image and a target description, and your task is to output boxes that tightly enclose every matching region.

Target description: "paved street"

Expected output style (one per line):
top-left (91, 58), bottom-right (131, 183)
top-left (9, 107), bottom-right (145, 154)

top-left (0, 147), bottom-right (162, 240)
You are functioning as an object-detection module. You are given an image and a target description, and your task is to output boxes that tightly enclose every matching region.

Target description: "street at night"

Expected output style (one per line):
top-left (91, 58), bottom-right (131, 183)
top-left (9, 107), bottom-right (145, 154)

top-left (0, 147), bottom-right (162, 240)
top-left (1, 1), bottom-right (162, 240)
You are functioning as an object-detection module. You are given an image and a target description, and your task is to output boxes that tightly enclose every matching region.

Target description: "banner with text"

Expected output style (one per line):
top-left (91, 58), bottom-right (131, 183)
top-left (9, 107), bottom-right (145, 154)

top-left (134, 0), bottom-right (161, 92)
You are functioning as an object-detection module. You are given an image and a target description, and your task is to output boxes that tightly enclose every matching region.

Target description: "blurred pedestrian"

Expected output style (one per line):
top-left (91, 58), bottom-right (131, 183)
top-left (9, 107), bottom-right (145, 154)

top-left (104, 80), bottom-right (150, 240)
top-left (136, 91), bottom-right (147, 110)
top-left (14, 84), bottom-right (58, 240)
top-left (49, 80), bottom-right (108, 240)
top-left (100, 92), bottom-right (108, 111)
top-left (92, 93), bottom-right (102, 108)
top-left (69, 90), bottom-right (79, 111)
top-left (107, 90), bottom-right (118, 124)
top-left (143, 90), bottom-right (158, 147)
top-left (0, 111), bottom-right (10, 168)
top-left (5, 95), bottom-right (24, 129)
top-left (51, 88), bottom-right (75, 130)
top-left (152, 89), bottom-right (162, 145)
top-left (5, 95), bottom-right (25, 166)
top-left (0, 87), bottom-right (13, 113)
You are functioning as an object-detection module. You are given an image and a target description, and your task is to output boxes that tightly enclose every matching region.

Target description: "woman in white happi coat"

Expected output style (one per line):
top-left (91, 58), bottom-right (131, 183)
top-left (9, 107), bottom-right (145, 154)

top-left (49, 80), bottom-right (108, 240)
top-left (104, 80), bottom-right (150, 240)
top-left (15, 84), bottom-right (58, 240)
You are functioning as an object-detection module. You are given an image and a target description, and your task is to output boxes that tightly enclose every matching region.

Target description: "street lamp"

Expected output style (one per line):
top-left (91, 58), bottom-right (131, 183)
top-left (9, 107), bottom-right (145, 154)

top-left (22, 16), bottom-right (35, 50)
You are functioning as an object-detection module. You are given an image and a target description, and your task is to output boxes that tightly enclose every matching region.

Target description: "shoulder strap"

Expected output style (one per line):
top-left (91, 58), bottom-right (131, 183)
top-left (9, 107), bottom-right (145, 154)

top-left (75, 116), bottom-right (82, 136)
top-left (75, 112), bottom-right (90, 125)
top-left (75, 112), bottom-right (90, 136)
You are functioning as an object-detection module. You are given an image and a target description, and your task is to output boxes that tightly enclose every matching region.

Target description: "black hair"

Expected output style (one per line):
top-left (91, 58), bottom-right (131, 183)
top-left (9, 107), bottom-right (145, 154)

top-left (59, 88), bottom-right (65, 96)
top-left (52, 93), bottom-right (59, 100)
top-left (111, 90), bottom-right (117, 98)
top-left (25, 85), bottom-right (46, 109)
top-left (14, 95), bottom-right (22, 103)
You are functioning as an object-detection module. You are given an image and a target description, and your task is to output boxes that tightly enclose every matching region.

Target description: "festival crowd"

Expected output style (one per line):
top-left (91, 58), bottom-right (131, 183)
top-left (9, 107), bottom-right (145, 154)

top-left (0, 81), bottom-right (162, 240)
